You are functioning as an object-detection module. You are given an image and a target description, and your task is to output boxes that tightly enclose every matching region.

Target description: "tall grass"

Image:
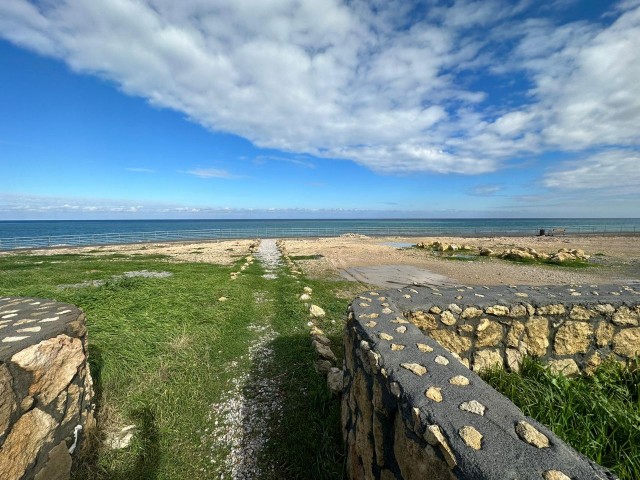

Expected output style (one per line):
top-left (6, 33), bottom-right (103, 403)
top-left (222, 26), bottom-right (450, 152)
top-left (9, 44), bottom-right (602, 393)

top-left (483, 358), bottom-right (640, 480)
top-left (0, 251), bottom-right (356, 479)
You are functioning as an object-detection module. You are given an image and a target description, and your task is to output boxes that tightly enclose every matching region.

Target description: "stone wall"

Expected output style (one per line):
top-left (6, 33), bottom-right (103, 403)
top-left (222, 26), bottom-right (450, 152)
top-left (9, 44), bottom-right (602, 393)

top-left (343, 283), bottom-right (639, 479)
top-left (0, 297), bottom-right (95, 480)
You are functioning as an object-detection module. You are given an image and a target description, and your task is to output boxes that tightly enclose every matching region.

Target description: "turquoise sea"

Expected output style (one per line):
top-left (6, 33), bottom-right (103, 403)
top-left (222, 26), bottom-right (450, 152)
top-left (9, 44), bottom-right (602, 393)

top-left (0, 218), bottom-right (638, 250)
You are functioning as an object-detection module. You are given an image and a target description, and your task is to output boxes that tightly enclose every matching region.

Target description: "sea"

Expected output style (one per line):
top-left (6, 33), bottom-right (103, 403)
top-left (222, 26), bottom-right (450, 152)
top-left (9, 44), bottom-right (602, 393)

top-left (0, 218), bottom-right (638, 250)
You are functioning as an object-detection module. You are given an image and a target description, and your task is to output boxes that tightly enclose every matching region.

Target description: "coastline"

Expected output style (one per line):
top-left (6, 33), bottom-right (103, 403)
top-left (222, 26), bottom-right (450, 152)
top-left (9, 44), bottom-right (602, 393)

top-left (3, 233), bottom-right (638, 287)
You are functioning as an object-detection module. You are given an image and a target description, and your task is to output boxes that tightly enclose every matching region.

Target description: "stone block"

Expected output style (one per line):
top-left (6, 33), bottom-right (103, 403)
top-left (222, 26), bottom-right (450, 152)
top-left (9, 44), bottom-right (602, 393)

top-left (521, 317), bottom-right (549, 357)
top-left (430, 330), bottom-right (472, 354)
top-left (595, 321), bottom-right (615, 347)
top-left (553, 321), bottom-right (593, 355)
top-left (612, 328), bottom-right (640, 357)
top-left (472, 349), bottom-right (503, 373)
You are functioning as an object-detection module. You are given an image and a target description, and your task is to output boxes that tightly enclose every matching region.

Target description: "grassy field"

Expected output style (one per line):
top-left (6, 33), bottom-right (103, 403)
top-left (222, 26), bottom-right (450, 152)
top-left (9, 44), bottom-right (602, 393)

top-left (0, 249), bottom-right (359, 479)
top-left (483, 358), bottom-right (640, 480)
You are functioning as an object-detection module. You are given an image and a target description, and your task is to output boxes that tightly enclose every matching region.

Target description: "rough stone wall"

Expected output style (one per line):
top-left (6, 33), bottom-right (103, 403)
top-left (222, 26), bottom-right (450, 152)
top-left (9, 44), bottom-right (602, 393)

top-left (0, 297), bottom-right (95, 480)
top-left (343, 284), bottom-right (638, 480)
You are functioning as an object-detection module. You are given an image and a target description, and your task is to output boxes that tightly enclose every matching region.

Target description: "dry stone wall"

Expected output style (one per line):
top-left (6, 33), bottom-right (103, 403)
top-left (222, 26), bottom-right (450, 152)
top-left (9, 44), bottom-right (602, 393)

top-left (0, 297), bottom-right (95, 480)
top-left (343, 283), bottom-right (639, 479)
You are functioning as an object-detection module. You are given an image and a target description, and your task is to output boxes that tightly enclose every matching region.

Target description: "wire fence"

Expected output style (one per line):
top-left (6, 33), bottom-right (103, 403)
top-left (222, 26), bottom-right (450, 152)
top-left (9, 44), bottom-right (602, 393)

top-left (0, 224), bottom-right (638, 251)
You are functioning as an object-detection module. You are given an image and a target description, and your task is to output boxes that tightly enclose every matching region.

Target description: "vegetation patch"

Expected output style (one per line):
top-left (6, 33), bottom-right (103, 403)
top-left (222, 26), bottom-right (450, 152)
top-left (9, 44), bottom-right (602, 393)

top-left (0, 250), bottom-right (349, 479)
top-left (482, 358), bottom-right (640, 480)
top-left (290, 254), bottom-right (324, 260)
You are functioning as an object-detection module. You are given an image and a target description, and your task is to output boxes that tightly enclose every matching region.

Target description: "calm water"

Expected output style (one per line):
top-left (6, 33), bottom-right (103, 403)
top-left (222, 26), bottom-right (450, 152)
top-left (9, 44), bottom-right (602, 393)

top-left (0, 219), bottom-right (638, 250)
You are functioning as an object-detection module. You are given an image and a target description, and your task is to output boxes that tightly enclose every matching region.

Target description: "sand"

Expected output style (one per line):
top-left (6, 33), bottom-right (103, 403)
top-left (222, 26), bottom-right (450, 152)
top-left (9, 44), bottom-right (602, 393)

top-left (6, 234), bottom-right (639, 288)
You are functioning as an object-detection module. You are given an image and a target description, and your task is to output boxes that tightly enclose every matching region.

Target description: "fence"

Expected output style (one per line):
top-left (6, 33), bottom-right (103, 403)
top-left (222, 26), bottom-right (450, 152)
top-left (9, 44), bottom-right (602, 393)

top-left (0, 224), bottom-right (638, 251)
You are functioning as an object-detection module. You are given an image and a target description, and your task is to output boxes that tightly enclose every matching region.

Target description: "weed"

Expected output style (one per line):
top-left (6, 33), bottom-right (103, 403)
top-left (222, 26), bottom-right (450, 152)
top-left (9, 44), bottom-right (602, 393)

top-left (483, 358), bottom-right (640, 480)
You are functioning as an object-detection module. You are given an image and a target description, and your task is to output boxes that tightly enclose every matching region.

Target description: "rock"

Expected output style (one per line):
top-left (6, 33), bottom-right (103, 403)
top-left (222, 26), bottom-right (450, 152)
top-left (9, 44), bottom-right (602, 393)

top-left (461, 307), bottom-right (483, 319)
top-left (485, 305), bottom-right (509, 316)
top-left (430, 330), bottom-right (472, 354)
top-left (440, 311), bottom-right (457, 326)
top-left (312, 334), bottom-right (331, 346)
top-left (472, 349), bottom-right (503, 373)
top-left (479, 248), bottom-right (494, 256)
top-left (425, 387), bottom-right (443, 402)
top-left (584, 351), bottom-right (603, 376)
top-left (547, 358), bottom-right (580, 377)
top-left (612, 306), bottom-right (639, 326)
top-left (554, 321), bottom-right (593, 355)
top-left (34, 440), bottom-right (72, 480)
top-left (400, 363), bottom-right (427, 376)
top-left (449, 375), bottom-right (470, 386)
top-left (595, 321), bottom-right (615, 347)
top-left (299, 293), bottom-right (311, 301)
top-left (309, 305), bottom-right (326, 318)
top-left (506, 321), bottom-right (525, 347)
top-left (313, 341), bottom-right (338, 363)
top-left (544, 470), bottom-right (572, 480)
top-left (434, 355), bottom-right (449, 365)
top-left (409, 311), bottom-right (437, 330)
top-left (327, 368), bottom-right (343, 395)
top-left (515, 421), bottom-right (549, 448)
top-left (395, 415), bottom-right (456, 479)
top-left (476, 320), bottom-right (503, 347)
top-left (416, 343), bottom-right (433, 353)
top-left (217, 296), bottom-right (227, 302)
top-left (429, 306), bottom-right (442, 314)
top-left (506, 348), bottom-right (523, 372)
top-left (379, 332), bottom-right (394, 341)
top-left (391, 343), bottom-right (405, 351)
top-left (459, 400), bottom-right (486, 416)
top-left (521, 317), bottom-right (549, 357)
top-left (569, 306), bottom-right (595, 320)
top-left (509, 305), bottom-right (528, 318)
top-left (459, 425), bottom-right (483, 450)
top-left (0, 408), bottom-right (57, 480)
top-left (303, 287), bottom-right (313, 294)
top-left (314, 359), bottom-right (333, 375)
top-left (423, 424), bottom-right (457, 468)
top-left (536, 304), bottom-right (565, 315)
top-left (594, 304), bottom-right (615, 316)
top-left (612, 328), bottom-right (640, 357)
top-left (106, 425), bottom-right (136, 450)
top-left (448, 304), bottom-right (463, 315)
top-left (0, 364), bottom-right (16, 437)
top-left (11, 334), bottom-right (84, 405)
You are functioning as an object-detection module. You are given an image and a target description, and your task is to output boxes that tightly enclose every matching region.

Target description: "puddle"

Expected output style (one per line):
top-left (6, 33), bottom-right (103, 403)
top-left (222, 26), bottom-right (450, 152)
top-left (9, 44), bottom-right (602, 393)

top-left (380, 242), bottom-right (415, 248)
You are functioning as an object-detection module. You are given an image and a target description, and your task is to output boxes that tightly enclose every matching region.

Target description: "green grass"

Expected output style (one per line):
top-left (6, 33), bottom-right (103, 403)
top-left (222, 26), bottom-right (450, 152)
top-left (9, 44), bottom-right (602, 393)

top-left (482, 358), bottom-right (640, 480)
top-left (0, 251), bottom-right (353, 479)
top-left (499, 256), bottom-right (591, 268)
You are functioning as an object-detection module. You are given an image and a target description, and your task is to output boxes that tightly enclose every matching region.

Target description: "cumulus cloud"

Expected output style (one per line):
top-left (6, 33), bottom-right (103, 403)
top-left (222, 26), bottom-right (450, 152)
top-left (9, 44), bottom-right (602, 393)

top-left (0, 0), bottom-right (638, 176)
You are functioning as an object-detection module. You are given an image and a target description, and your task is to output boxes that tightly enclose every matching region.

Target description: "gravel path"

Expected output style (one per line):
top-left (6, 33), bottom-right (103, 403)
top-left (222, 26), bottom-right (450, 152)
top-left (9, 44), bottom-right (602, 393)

top-left (255, 239), bottom-right (282, 279)
top-left (201, 240), bottom-right (284, 479)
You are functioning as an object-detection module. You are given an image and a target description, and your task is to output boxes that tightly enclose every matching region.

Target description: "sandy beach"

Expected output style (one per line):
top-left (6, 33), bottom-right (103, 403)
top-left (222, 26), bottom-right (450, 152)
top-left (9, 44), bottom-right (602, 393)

top-left (8, 233), bottom-right (639, 288)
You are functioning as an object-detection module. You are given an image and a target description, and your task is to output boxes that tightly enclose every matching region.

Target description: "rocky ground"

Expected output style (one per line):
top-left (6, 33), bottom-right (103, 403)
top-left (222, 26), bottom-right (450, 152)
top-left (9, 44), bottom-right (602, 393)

top-left (281, 234), bottom-right (640, 287)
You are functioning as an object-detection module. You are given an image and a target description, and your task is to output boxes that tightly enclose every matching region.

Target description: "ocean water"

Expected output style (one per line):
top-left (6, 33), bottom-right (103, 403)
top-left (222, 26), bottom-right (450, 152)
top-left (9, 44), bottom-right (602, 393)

top-left (0, 218), bottom-right (638, 250)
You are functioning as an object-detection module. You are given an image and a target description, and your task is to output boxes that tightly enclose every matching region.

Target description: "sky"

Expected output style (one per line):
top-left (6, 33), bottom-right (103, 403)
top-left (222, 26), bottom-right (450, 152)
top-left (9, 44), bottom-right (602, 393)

top-left (0, 0), bottom-right (639, 220)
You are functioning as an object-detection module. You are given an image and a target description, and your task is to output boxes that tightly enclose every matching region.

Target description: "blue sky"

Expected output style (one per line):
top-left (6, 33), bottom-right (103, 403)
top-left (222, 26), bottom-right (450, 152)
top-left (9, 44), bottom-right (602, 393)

top-left (0, 0), bottom-right (638, 219)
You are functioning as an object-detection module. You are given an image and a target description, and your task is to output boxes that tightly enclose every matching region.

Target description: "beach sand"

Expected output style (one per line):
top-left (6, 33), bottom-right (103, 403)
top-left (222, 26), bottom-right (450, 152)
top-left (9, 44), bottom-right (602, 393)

top-left (6, 234), bottom-right (639, 288)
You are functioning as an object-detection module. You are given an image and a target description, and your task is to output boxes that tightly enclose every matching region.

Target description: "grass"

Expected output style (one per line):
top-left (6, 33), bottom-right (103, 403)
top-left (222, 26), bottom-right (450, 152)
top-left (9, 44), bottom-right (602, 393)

top-left (482, 357), bottom-right (640, 480)
top-left (0, 250), bottom-right (355, 479)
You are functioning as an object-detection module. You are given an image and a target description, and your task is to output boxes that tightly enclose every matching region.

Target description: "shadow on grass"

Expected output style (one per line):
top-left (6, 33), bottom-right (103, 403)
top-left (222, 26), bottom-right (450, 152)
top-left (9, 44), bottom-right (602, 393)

top-left (245, 332), bottom-right (344, 480)
top-left (72, 346), bottom-right (161, 480)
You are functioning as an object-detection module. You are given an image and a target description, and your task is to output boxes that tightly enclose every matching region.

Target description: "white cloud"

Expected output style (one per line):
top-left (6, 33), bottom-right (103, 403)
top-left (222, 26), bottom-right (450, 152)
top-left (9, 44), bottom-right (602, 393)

top-left (184, 168), bottom-right (238, 179)
top-left (543, 150), bottom-right (640, 191)
top-left (0, 0), bottom-right (638, 176)
top-left (126, 167), bottom-right (155, 173)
